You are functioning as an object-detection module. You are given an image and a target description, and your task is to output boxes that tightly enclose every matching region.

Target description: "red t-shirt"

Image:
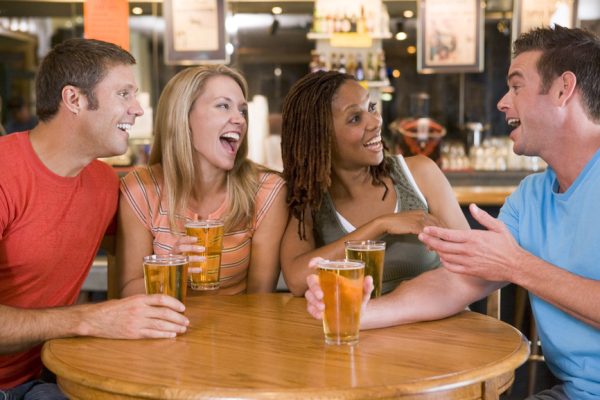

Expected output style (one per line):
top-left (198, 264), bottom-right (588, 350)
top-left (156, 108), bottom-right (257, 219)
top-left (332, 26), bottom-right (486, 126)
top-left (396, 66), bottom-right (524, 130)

top-left (0, 132), bottom-right (119, 388)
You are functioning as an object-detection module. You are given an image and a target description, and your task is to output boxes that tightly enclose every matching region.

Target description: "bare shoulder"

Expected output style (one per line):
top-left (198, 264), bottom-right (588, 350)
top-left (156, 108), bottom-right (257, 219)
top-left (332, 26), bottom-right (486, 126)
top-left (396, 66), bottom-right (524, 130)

top-left (403, 155), bottom-right (443, 180)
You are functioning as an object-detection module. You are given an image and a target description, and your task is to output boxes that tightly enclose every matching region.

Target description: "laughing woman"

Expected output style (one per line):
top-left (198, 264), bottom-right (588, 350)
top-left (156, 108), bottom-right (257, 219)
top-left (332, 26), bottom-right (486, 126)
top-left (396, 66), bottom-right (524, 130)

top-left (280, 70), bottom-right (469, 296)
top-left (117, 65), bottom-right (287, 296)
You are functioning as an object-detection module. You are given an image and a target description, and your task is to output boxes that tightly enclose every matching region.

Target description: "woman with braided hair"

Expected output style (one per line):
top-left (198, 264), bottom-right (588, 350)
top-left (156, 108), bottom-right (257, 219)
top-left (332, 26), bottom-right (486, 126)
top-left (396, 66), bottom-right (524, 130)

top-left (280, 70), bottom-right (469, 296)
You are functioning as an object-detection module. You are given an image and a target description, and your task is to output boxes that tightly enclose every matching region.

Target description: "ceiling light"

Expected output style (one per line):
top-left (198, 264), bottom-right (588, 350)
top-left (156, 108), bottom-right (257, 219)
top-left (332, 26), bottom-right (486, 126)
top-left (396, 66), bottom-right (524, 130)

top-left (272, 6), bottom-right (283, 15)
top-left (395, 32), bottom-right (407, 41)
top-left (407, 46), bottom-right (417, 55)
top-left (132, 7), bottom-right (143, 15)
top-left (403, 10), bottom-right (414, 18)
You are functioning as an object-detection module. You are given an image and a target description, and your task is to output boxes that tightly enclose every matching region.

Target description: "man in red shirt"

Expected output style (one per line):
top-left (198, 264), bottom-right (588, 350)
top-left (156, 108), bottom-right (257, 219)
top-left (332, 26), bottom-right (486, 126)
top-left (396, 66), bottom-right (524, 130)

top-left (0, 38), bottom-right (189, 399)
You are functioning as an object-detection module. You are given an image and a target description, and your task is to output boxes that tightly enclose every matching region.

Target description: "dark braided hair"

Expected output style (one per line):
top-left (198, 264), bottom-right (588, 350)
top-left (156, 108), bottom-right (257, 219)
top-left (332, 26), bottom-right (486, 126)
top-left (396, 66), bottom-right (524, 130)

top-left (281, 70), bottom-right (393, 240)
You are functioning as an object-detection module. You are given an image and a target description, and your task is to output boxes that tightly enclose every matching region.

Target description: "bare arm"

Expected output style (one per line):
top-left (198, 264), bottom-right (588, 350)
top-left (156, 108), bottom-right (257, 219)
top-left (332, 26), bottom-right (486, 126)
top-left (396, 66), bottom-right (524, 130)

top-left (0, 295), bottom-right (188, 355)
top-left (116, 195), bottom-right (154, 297)
top-left (282, 156), bottom-right (469, 297)
top-left (404, 155), bottom-right (470, 231)
top-left (421, 204), bottom-right (600, 329)
top-left (306, 263), bottom-right (500, 330)
top-left (246, 185), bottom-right (289, 293)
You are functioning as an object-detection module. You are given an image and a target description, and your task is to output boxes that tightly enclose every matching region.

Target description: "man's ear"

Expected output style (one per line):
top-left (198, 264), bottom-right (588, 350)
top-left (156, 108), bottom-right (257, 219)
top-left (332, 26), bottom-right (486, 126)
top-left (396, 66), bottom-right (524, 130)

top-left (555, 71), bottom-right (577, 107)
top-left (62, 85), bottom-right (84, 115)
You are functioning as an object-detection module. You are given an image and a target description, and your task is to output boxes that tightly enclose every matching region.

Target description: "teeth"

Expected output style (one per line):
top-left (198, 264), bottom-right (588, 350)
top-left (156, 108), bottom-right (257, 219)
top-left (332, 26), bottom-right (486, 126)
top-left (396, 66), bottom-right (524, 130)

top-left (221, 132), bottom-right (240, 141)
top-left (364, 136), bottom-right (382, 147)
top-left (507, 118), bottom-right (521, 128)
top-left (117, 123), bottom-right (132, 132)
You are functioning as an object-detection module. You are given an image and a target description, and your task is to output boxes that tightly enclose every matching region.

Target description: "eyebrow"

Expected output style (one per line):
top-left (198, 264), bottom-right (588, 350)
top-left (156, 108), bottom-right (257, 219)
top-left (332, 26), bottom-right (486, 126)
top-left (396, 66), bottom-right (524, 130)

top-left (216, 96), bottom-right (247, 106)
top-left (507, 71), bottom-right (524, 83)
top-left (342, 94), bottom-right (370, 113)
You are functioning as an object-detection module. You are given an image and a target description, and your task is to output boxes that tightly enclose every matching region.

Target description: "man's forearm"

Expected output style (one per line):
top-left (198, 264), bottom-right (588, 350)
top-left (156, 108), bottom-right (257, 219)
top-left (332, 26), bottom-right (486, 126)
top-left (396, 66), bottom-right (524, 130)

top-left (0, 304), bottom-right (84, 354)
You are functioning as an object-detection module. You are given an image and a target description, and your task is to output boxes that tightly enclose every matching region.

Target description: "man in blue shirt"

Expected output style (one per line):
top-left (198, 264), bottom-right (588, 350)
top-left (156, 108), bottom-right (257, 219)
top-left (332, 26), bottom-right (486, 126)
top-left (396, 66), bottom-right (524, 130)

top-left (306, 25), bottom-right (600, 400)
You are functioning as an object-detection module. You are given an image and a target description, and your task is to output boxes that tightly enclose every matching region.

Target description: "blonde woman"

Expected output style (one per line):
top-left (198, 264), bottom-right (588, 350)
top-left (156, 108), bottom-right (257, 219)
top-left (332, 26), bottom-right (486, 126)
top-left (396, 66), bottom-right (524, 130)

top-left (117, 65), bottom-right (287, 296)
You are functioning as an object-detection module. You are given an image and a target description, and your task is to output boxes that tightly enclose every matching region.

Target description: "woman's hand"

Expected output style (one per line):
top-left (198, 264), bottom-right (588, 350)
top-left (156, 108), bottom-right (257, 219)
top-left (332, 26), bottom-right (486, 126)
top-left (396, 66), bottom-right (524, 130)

top-left (174, 236), bottom-right (205, 273)
top-left (378, 210), bottom-right (446, 236)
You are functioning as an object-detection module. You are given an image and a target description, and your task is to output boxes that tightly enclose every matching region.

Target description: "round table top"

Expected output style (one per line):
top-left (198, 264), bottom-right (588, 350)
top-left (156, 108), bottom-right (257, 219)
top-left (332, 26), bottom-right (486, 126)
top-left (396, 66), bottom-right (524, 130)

top-left (43, 293), bottom-right (529, 399)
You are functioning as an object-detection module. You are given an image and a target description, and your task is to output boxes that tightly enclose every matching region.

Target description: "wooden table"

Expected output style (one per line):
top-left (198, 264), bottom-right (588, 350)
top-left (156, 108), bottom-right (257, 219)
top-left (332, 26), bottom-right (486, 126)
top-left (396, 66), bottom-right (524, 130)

top-left (43, 294), bottom-right (529, 400)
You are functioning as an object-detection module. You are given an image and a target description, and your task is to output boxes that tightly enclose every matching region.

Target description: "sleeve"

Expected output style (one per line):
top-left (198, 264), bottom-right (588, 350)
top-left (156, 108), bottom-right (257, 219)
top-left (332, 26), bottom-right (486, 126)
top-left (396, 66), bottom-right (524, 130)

top-left (498, 184), bottom-right (522, 243)
top-left (119, 167), bottom-right (157, 231)
top-left (252, 172), bottom-right (286, 231)
top-left (0, 183), bottom-right (9, 240)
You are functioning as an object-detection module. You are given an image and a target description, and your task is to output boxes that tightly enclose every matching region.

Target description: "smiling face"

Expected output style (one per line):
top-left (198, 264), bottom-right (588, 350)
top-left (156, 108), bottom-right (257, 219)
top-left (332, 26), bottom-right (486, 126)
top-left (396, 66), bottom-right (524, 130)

top-left (330, 80), bottom-right (383, 169)
top-left (78, 64), bottom-right (143, 158)
top-left (497, 50), bottom-right (558, 157)
top-left (189, 75), bottom-right (248, 172)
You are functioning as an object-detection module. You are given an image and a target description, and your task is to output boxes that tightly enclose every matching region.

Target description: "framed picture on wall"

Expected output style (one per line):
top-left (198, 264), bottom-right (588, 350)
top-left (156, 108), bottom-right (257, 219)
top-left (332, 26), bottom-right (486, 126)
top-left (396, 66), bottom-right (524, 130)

top-left (163, 0), bottom-right (228, 65)
top-left (513, 0), bottom-right (578, 41)
top-left (417, 0), bottom-right (484, 74)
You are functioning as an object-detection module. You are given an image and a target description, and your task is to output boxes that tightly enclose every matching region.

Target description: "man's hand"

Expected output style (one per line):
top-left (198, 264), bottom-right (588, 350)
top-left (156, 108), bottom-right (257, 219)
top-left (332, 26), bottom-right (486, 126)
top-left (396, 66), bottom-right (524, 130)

top-left (80, 294), bottom-right (190, 339)
top-left (419, 203), bottom-right (525, 283)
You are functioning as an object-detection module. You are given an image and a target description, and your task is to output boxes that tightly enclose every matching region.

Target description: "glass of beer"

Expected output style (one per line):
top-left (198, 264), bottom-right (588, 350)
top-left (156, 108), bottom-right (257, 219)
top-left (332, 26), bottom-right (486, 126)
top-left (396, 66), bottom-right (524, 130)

top-left (184, 219), bottom-right (224, 290)
top-left (143, 254), bottom-right (188, 304)
top-left (318, 259), bottom-right (365, 345)
top-left (344, 240), bottom-right (386, 298)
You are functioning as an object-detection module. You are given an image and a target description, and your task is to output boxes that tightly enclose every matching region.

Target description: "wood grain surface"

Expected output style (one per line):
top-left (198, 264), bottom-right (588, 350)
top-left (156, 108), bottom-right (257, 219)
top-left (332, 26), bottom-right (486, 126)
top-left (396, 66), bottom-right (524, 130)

top-left (452, 186), bottom-right (515, 206)
top-left (43, 294), bottom-right (529, 399)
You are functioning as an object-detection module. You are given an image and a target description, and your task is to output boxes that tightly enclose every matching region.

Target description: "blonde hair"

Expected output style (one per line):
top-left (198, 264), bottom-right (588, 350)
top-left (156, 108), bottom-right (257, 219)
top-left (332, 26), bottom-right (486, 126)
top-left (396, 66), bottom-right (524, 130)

top-left (149, 65), bottom-right (263, 232)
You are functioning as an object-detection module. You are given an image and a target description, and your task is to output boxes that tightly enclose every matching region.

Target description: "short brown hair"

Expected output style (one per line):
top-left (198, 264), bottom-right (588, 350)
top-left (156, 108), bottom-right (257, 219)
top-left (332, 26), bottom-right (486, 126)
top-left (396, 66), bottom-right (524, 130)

top-left (514, 25), bottom-right (600, 122)
top-left (36, 38), bottom-right (136, 122)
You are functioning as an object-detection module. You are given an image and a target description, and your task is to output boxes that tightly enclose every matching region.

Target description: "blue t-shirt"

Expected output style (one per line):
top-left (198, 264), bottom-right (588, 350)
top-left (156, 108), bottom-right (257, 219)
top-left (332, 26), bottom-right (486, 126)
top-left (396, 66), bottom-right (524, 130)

top-left (499, 149), bottom-right (600, 399)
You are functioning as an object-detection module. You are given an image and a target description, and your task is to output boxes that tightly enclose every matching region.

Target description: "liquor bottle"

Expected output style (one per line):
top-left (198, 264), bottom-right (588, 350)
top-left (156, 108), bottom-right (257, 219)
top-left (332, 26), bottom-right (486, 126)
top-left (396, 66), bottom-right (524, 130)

top-left (346, 53), bottom-right (356, 76)
top-left (341, 13), bottom-right (351, 33)
top-left (377, 50), bottom-right (387, 81)
top-left (338, 53), bottom-right (347, 74)
top-left (366, 52), bottom-right (375, 81)
top-left (355, 53), bottom-right (365, 81)
top-left (357, 6), bottom-right (367, 34)
top-left (330, 53), bottom-right (338, 71)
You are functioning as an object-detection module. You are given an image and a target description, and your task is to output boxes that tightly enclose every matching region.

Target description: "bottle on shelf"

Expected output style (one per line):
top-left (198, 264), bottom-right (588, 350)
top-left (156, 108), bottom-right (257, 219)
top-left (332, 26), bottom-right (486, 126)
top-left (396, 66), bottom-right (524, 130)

top-left (338, 53), bottom-right (347, 74)
top-left (346, 53), bottom-right (356, 77)
top-left (357, 6), bottom-right (367, 34)
top-left (377, 50), bottom-right (387, 81)
top-left (355, 53), bottom-right (365, 81)
top-left (366, 52), bottom-right (375, 81)
top-left (330, 52), bottom-right (338, 71)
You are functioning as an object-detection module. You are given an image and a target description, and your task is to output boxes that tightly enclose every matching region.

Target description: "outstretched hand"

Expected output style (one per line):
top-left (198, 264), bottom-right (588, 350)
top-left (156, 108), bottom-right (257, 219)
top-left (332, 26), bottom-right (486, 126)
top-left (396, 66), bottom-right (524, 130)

top-left (418, 203), bottom-right (524, 283)
top-left (305, 257), bottom-right (374, 320)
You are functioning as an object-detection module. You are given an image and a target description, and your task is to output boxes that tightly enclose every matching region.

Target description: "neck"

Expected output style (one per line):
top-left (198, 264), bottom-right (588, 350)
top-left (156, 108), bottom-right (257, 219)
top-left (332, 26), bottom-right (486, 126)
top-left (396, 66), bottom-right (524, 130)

top-left (29, 121), bottom-right (94, 177)
top-left (329, 165), bottom-right (374, 200)
top-left (544, 124), bottom-right (600, 192)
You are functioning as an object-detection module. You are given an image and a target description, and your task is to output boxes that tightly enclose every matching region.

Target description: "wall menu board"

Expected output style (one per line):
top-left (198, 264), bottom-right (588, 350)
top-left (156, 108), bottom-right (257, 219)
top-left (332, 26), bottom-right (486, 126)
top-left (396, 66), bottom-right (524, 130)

top-left (163, 0), bottom-right (228, 65)
top-left (417, 0), bottom-right (484, 74)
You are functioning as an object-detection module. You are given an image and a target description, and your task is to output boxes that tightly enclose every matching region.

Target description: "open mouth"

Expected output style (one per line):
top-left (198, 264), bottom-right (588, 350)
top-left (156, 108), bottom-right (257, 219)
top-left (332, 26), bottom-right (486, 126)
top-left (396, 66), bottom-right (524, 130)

top-left (507, 118), bottom-right (521, 129)
top-left (220, 132), bottom-right (241, 153)
top-left (364, 136), bottom-right (382, 148)
top-left (117, 123), bottom-right (132, 133)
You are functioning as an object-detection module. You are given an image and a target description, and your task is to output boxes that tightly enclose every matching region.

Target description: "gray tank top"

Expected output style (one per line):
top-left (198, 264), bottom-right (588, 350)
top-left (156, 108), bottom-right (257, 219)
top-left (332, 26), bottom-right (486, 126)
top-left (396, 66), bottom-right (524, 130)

top-left (313, 156), bottom-right (440, 294)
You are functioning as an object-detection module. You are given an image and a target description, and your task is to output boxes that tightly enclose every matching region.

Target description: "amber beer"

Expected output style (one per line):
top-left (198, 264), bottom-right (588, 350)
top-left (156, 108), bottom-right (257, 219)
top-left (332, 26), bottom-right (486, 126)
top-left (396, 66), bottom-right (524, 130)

top-left (143, 255), bottom-right (188, 303)
top-left (318, 259), bottom-right (364, 345)
top-left (344, 240), bottom-right (386, 298)
top-left (185, 219), bottom-right (224, 290)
